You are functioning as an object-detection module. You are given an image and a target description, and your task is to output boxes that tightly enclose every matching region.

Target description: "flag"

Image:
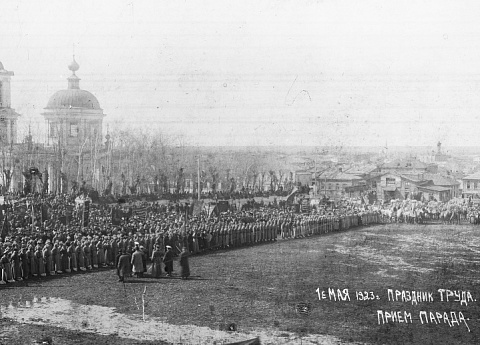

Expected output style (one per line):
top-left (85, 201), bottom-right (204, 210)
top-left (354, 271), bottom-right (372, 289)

top-left (286, 187), bottom-right (298, 203)
top-left (15, 202), bottom-right (27, 215)
top-left (41, 204), bottom-right (51, 221)
top-left (133, 206), bottom-right (148, 221)
top-left (111, 208), bottom-right (123, 225)
top-left (83, 200), bottom-right (90, 226)
top-left (192, 200), bottom-right (204, 216)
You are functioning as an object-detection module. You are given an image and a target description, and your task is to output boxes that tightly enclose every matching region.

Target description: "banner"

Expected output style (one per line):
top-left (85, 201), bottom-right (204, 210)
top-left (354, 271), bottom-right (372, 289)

top-left (133, 206), bottom-right (148, 221)
top-left (286, 187), bottom-right (298, 203)
top-left (83, 200), bottom-right (90, 226)
top-left (192, 200), bottom-right (204, 216)
top-left (111, 208), bottom-right (123, 226)
top-left (41, 204), bottom-right (51, 221)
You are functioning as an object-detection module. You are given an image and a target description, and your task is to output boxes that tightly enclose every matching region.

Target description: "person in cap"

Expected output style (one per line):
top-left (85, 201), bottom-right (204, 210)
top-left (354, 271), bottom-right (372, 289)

top-left (60, 242), bottom-right (69, 273)
top-left (0, 249), bottom-right (13, 283)
top-left (131, 245), bottom-right (144, 278)
top-left (163, 245), bottom-right (174, 277)
top-left (150, 244), bottom-right (163, 278)
top-left (117, 248), bottom-right (131, 282)
top-left (10, 247), bottom-right (22, 281)
top-left (20, 245), bottom-right (29, 280)
top-left (140, 245), bottom-right (147, 274)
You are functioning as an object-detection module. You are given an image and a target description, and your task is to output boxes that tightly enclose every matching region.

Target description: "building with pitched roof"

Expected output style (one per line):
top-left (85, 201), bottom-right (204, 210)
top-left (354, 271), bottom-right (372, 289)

top-left (461, 172), bottom-right (480, 198)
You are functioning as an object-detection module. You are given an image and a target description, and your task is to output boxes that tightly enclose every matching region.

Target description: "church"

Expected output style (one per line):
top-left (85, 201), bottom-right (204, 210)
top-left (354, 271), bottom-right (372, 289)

top-left (0, 58), bottom-right (111, 195)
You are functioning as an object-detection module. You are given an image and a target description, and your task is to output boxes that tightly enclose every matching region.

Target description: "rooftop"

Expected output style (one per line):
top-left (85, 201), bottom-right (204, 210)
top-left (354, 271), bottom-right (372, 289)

top-left (463, 172), bottom-right (480, 180)
top-left (381, 159), bottom-right (428, 170)
top-left (417, 185), bottom-right (451, 192)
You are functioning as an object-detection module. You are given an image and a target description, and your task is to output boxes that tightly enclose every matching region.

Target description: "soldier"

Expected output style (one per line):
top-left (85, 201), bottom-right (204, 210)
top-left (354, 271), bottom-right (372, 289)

top-left (1, 249), bottom-right (13, 283)
top-left (83, 240), bottom-right (91, 270)
top-left (28, 245), bottom-right (37, 277)
top-left (60, 242), bottom-right (69, 273)
top-left (35, 244), bottom-right (45, 277)
top-left (91, 239), bottom-right (98, 269)
top-left (97, 240), bottom-right (105, 267)
top-left (52, 242), bottom-right (62, 274)
top-left (163, 245), bottom-right (174, 277)
top-left (68, 241), bottom-right (77, 272)
top-left (43, 241), bottom-right (54, 276)
top-left (20, 245), bottom-right (29, 280)
top-left (11, 247), bottom-right (22, 281)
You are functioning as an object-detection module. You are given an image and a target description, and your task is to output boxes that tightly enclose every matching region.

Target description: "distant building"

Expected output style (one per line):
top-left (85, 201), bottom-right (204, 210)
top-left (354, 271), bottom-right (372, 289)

top-left (294, 170), bottom-right (312, 186)
top-left (434, 142), bottom-right (449, 163)
top-left (380, 159), bottom-right (430, 174)
top-left (0, 61), bottom-right (20, 144)
top-left (422, 173), bottom-right (460, 198)
top-left (318, 171), bottom-right (364, 200)
top-left (365, 172), bottom-right (422, 202)
top-left (40, 57), bottom-right (108, 193)
top-left (461, 172), bottom-right (480, 198)
top-left (43, 56), bottom-right (105, 148)
top-left (416, 185), bottom-right (451, 202)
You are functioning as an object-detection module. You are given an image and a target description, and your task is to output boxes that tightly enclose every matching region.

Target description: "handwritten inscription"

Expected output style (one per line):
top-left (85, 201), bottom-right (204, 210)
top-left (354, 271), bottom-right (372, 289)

top-left (316, 288), bottom-right (475, 332)
top-left (315, 288), bottom-right (380, 301)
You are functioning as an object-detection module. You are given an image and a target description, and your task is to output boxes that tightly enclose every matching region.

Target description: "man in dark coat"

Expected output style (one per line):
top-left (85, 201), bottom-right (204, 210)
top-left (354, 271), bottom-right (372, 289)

top-left (163, 245), bottom-right (174, 277)
top-left (179, 246), bottom-right (190, 280)
top-left (117, 250), bottom-right (131, 282)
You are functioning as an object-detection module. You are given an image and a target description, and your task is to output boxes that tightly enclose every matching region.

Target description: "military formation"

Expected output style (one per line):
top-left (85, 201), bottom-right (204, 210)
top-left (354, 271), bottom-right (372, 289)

top-left (0, 193), bottom-right (382, 284)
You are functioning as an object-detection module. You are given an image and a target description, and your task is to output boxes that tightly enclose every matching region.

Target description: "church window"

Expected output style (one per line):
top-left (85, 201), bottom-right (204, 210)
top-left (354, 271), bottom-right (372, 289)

top-left (50, 123), bottom-right (58, 137)
top-left (0, 117), bottom-right (6, 143)
top-left (69, 122), bottom-right (79, 137)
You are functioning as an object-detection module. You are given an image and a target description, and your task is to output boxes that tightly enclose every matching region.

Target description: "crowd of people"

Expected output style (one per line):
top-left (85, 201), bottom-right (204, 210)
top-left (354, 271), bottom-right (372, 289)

top-left (0, 192), bottom-right (383, 285)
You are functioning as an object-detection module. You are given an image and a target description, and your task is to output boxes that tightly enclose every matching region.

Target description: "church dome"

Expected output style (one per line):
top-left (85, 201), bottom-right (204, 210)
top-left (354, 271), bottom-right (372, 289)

top-left (45, 57), bottom-right (102, 110)
top-left (46, 89), bottom-right (101, 110)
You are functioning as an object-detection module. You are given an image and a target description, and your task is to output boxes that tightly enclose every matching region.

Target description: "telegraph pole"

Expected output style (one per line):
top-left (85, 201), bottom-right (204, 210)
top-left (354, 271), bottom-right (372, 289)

top-left (197, 157), bottom-right (201, 201)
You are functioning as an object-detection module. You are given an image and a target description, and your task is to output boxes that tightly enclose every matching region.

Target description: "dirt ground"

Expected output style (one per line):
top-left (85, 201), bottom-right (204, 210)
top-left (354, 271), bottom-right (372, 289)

top-left (1, 223), bottom-right (480, 344)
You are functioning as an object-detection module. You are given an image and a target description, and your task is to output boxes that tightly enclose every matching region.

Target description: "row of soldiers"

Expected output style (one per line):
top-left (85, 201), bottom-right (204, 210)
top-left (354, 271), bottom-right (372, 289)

top-left (0, 208), bottom-right (382, 283)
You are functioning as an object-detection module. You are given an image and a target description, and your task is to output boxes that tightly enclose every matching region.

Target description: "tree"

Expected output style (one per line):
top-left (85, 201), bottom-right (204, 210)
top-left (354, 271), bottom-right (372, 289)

top-left (278, 170), bottom-right (285, 191)
top-left (269, 170), bottom-right (278, 192)
top-left (260, 171), bottom-right (267, 193)
top-left (209, 166), bottom-right (219, 193)
top-left (3, 169), bottom-right (12, 193)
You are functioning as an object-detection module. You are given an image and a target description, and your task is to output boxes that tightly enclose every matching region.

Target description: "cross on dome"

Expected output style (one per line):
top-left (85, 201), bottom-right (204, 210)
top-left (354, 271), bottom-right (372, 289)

top-left (68, 56), bottom-right (80, 74)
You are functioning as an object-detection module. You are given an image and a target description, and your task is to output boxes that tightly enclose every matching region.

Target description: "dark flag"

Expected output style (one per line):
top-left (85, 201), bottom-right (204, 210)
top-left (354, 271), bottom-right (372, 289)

top-left (59, 216), bottom-right (67, 225)
top-left (111, 208), bottom-right (123, 226)
top-left (217, 200), bottom-right (229, 213)
top-left (14, 200), bottom-right (28, 216)
top-left (83, 200), bottom-right (90, 226)
top-left (65, 204), bottom-right (75, 225)
top-left (133, 206), bottom-right (148, 221)
top-left (41, 204), bottom-right (50, 221)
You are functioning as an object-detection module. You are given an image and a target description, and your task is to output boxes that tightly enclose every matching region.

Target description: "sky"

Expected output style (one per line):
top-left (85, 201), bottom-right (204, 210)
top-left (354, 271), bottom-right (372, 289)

top-left (1, 0), bottom-right (480, 147)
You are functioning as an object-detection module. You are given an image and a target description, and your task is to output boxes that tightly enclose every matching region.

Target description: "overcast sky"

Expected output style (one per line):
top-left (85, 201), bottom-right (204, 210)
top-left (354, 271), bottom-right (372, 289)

top-left (1, 0), bottom-right (480, 147)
